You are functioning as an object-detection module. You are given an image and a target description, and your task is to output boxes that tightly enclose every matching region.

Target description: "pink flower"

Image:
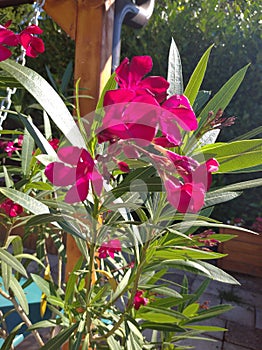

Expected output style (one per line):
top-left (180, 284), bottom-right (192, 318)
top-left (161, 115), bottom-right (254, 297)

top-left (164, 176), bottom-right (206, 213)
top-left (98, 57), bottom-right (197, 147)
top-left (117, 161), bottom-right (130, 173)
top-left (48, 138), bottom-right (60, 150)
top-left (134, 290), bottom-right (148, 310)
top-left (17, 135), bottom-right (24, 147)
top-left (4, 141), bottom-right (21, 156)
top-left (0, 21), bottom-right (19, 61)
top-left (45, 146), bottom-right (103, 203)
top-left (0, 199), bottom-right (23, 217)
top-left (98, 239), bottom-right (122, 259)
top-left (19, 24), bottom-right (45, 58)
top-left (161, 95), bottom-right (198, 131)
top-left (104, 56), bottom-right (169, 105)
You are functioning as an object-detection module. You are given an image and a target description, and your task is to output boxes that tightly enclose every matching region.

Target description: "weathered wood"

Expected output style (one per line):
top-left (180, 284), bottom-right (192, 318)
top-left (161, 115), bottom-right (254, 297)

top-left (217, 228), bottom-right (262, 277)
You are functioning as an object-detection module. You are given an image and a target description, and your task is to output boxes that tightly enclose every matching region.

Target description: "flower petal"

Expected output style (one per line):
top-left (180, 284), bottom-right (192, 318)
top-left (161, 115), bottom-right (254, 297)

top-left (45, 162), bottom-right (76, 186)
top-left (57, 146), bottom-right (83, 165)
top-left (129, 56), bottom-right (153, 85)
top-left (65, 177), bottom-right (89, 203)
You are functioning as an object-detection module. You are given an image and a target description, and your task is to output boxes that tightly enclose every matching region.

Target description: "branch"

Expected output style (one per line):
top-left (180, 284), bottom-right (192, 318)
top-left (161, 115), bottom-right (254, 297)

top-left (0, 288), bottom-right (45, 347)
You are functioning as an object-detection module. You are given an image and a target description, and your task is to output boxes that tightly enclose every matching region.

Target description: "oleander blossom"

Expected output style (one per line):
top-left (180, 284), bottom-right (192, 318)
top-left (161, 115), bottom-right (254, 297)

top-left (0, 21), bottom-right (19, 61)
top-left (97, 56), bottom-right (198, 146)
top-left (19, 24), bottom-right (45, 58)
top-left (133, 290), bottom-right (149, 310)
top-left (45, 146), bottom-right (103, 204)
top-left (0, 198), bottom-right (23, 217)
top-left (98, 239), bottom-right (122, 259)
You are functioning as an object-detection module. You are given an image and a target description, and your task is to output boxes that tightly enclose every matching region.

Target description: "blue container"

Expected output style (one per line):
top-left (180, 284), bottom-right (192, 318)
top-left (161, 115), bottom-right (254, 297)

top-left (0, 277), bottom-right (51, 348)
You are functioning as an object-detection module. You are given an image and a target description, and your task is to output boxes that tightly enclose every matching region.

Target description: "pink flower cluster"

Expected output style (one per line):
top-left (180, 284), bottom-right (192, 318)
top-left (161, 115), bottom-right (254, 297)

top-left (0, 20), bottom-right (44, 62)
top-left (0, 135), bottom-right (23, 156)
top-left (0, 198), bottom-right (23, 217)
top-left (44, 56), bottom-right (219, 213)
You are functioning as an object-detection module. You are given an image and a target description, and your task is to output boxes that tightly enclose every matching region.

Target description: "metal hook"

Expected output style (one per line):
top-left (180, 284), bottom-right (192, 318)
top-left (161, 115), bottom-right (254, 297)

top-left (112, 0), bottom-right (155, 71)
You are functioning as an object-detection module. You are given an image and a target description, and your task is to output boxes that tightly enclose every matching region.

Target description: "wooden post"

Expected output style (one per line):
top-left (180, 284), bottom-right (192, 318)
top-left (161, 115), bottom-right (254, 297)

top-left (43, 3), bottom-right (115, 347)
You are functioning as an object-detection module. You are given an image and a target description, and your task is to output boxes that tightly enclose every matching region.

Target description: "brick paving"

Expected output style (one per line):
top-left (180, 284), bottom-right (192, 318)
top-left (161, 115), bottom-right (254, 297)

top-left (13, 269), bottom-right (262, 350)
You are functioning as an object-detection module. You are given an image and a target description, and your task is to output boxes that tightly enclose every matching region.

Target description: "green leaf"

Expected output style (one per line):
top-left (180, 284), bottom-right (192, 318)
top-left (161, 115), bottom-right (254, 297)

top-left (31, 274), bottom-right (51, 296)
top-left (140, 321), bottom-right (185, 332)
top-left (3, 166), bottom-right (14, 188)
top-left (19, 113), bottom-right (57, 156)
top-left (184, 45), bottom-right (213, 105)
top-left (10, 275), bottom-right (29, 314)
top-left (211, 178), bottom-right (262, 193)
top-left (0, 187), bottom-right (49, 214)
top-left (0, 248), bottom-right (27, 276)
top-left (167, 38), bottom-right (183, 96)
top-left (139, 305), bottom-right (188, 322)
top-left (111, 268), bottom-right (132, 301)
top-left (204, 191), bottom-right (242, 207)
top-left (0, 70), bottom-right (23, 88)
top-left (196, 139), bottom-right (262, 173)
top-left (0, 60), bottom-right (85, 147)
top-left (182, 303), bottom-right (199, 317)
top-left (1, 261), bottom-right (11, 290)
top-left (197, 64), bottom-right (250, 130)
top-left (193, 90), bottom-right (211, 114)
top-left (184, 304), bottom-right (233, 324)
top-left (21, 125), bottom-right (34, 176)
top-left (40, 323), bottom-right (79, 350)
top-left (232, 125), bottom-right (262, 141)
top-left (153, 247), bottom-right (226, 260)
top-left (107, 335), bottom-right (123, 350)
top-left (188, 325), bottom-right (227, 332)
top-left (43, 110), bottom-right (52, 140)
top-left (192, 260), bottom-right (240, 285)
top-left (61, 60), bottom-right (73, 95)
top-left (65, 257), bottom-right (84, 304)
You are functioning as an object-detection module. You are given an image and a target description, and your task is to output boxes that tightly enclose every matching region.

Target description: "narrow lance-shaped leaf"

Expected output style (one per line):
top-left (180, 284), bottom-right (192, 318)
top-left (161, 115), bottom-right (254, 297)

top-left (195, 139), bottom-right (262, 173)
top-left (21, 123), bottom-right (34, 176)
top-left (0, 60), bottom-right (85, 147)
top-left (167, 37), bottom-right (183, 96)
top-left (197, 64), bottom-right (250, 130)
top-left (0, 248), bottom-right (27, 276)
top-left (184, 45), bottom-right (213, 105)
top-left (0, 187), bottom-right (49, 214)
top-left (10, 275), bottom-right (29, 314)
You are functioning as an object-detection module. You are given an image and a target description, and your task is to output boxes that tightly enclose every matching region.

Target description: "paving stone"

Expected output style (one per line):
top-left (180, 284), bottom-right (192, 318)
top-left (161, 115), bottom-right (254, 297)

top-left (190, 277), bottom-right (232, 297)
top-left (231, 273), bottom-right (262, 294)
top-left (220, 302), bottom-right (255, 327)
top-left (225, 321), bottom-right (262, 350)
top-left (177, 338), bottom-right (222, 350)
top-left (255, 307), bottom-right (262, 329)
top-left (223, 342), bottom-right (253, 350)
top-left (230, 288), bottom-right (262, 308)
top-left (196, 317), bottom-right (227, 340)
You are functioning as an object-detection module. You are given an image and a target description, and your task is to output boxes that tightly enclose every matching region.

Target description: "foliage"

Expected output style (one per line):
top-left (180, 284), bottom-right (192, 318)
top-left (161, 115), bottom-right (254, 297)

top-left (121, 0), bottom-right (262, 223)
top-left (0, 17), bottom-right (261, 350)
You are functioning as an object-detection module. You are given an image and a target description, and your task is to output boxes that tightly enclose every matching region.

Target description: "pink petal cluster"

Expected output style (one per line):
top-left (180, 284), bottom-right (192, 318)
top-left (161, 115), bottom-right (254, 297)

top-left (0, 198), bottom-right (23, 217)
top-left (19, 25), bottom-right (45, 58)
top-left (163, 157), bottom-right (219, 213)
top-left (0, 21), bottom-right (19, 61)
top-left (98, 239), bottom-right (122, 259)
top-left (133, 290), bottom-right (148, 310)
top-left (0, 20), bottom-right (44, 62)
top-left (0, 135), bottom-right (23, 156)
top-left (44, 146), bottom-right (103, 203)
top-left (97, 56), bottom-right (197, 146)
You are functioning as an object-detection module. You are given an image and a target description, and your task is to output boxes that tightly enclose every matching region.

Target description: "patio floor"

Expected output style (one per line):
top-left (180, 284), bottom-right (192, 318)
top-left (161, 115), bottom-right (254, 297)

top-left (14, 263), bottom-right (262, 350)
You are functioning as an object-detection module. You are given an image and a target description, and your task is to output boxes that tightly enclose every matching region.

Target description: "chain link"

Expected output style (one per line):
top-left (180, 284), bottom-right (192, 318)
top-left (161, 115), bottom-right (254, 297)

top-left (0, 0), bottom-right (46, 130)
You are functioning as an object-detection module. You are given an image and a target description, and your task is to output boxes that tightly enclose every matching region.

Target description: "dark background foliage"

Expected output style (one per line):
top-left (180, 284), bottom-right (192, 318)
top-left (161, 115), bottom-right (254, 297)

top-left (1, 0), bottom-right (261, 224)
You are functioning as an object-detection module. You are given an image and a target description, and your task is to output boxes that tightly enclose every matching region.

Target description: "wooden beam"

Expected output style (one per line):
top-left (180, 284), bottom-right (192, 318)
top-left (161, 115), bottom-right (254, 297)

top-left (43, 0), bottom-right (77, 40)
top-left (0, 0), bottom-right (33, 7)
top-left (64, 0), bottom-right (115, 280)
